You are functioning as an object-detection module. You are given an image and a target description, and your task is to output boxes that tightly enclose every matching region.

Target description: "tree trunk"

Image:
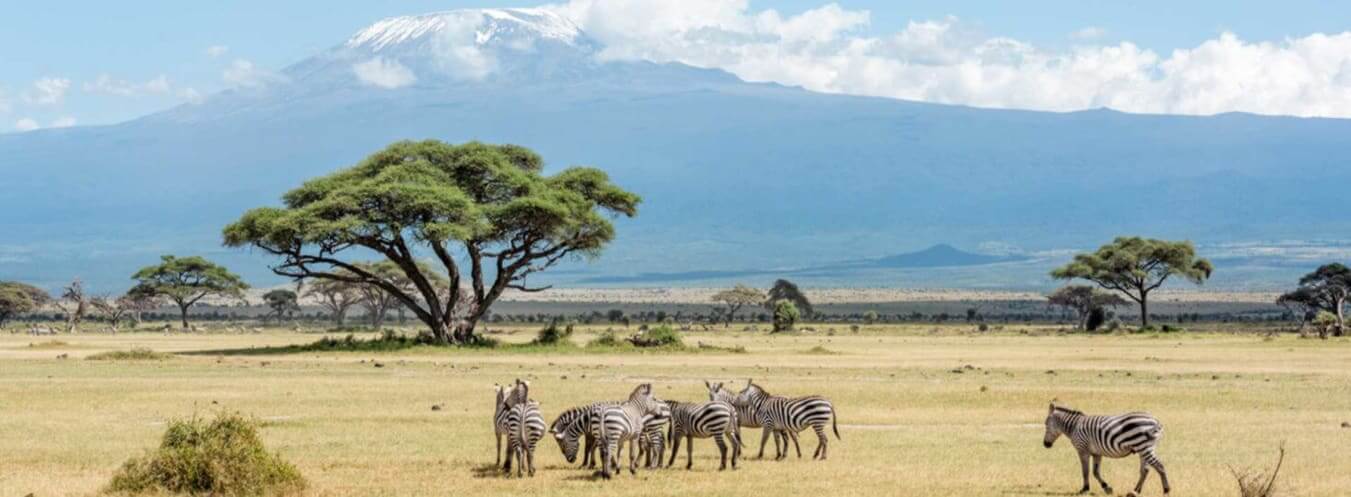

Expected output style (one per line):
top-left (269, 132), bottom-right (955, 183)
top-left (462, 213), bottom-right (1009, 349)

top-left (373, 308), bottom-right (385, 330)
top-left (179, 303), bottom-right (191, 330)
top-left (1336, 296), bottom-right (1346, 337)
top-left (334, 309), bottom-right (346, 327)
top-left (1138, 294), bottom-right (1150, 328)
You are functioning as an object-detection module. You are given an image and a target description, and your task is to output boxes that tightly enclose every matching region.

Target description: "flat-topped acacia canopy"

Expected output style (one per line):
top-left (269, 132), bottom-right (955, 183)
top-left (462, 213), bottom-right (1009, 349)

top-left (223, 140), bottom-right (640, 344)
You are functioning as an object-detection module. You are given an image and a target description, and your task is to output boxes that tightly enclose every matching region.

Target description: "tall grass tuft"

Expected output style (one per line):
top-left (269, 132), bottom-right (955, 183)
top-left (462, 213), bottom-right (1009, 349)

top-left (87, 348), bottom-right (173, 361)
top-left (106, 411), bottom-right (305, 497)
top-left (1231, 443), bottom-right (1285, 497)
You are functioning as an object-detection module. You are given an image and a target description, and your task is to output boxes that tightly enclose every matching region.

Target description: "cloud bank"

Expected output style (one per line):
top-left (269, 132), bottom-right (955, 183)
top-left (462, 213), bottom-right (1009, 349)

top-left (353, 57), bottom-right (417, 88)
top-left (547, 1), bottom-right (1351, 118)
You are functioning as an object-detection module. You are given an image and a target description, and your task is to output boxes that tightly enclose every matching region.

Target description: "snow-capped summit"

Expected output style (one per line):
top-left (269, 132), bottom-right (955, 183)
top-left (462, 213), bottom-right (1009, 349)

top-left (345, 8), bottom-right (589, 53)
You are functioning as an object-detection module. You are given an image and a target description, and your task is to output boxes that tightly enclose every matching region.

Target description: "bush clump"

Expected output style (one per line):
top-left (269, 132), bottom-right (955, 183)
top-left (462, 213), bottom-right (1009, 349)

top-left (106, 411), bottom-right (305, 497)
top-left (627, 325), bottom-right (684, 348)
top-left (87, 348), bottom-right (173, 361)
top-left (531, 320), bottom-right (574, 346)
top-left (587, 331), bottom-right (624, 348)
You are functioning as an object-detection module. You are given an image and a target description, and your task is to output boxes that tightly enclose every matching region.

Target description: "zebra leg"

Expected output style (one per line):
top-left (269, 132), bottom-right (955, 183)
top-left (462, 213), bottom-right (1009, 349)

top-left (502, 440), bottom-right (513, 473)
top-left (731, 430), bottom-right (740, 469)
top-left (1092, 455), bottom-right (1112, 494)
top-left (757, 427), bottom-right (772, 459)
top-left (527, 444), bottom-right (536, 477)
top-left (1077, 452), bottom-right (1091, 494)
top-left (1130, 455), bottom-right (1150, 497)
top-left (813, 424), bottom-right (828, 460)
top-left (686, 435), bottom-right (695, 469)
top-left (1149, 451), bottom-right (1170, 495)
top-left (583, 433), bottom-right (595, 468)
top-left (628, 438), bottom-right (639, 475)
top-left (789, 430), bottom-right (803, 458)
top-left (715, 434), bottom-right (729, 471)
top-left (495, 433), bottom-right (502, 467)
top-left (774, 430), bottom-right (788, 460)
top-left (667, 431), bottom-right (682, 468)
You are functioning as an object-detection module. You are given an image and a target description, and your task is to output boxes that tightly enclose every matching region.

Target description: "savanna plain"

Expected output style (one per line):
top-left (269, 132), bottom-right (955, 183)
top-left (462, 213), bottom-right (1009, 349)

top-left (2, 325), bottom-right (1348, 497)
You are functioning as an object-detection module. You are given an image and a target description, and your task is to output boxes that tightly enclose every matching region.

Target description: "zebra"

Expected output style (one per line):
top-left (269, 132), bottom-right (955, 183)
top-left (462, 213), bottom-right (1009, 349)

top-left (551, 401), bottom-right (667, 469)
top-left (1043, 402), bottom-right (1171, 496)
top-left (731, 379), bottom-right (839, 461)
top-left (591, 383), bottom-right (671, 479)
top-left (666, 388), bottom-right (743, 470)
top-left (550, 401), bottom-right (614, 468)
top-left (503, 399), bottom-right (546, 477)
top-left (637, 413), bottom-right (669, 469)
top-left (493, 379), bottom-right (532, 467)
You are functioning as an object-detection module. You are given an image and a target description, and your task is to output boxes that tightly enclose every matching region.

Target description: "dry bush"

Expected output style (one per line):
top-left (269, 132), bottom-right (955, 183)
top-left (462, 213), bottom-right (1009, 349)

top-left (1230, 443), bottom-right (1285, 497)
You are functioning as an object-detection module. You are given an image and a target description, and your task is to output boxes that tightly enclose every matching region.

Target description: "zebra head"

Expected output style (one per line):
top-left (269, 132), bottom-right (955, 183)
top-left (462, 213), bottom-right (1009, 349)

top-left (1044, 402), bottom-right (1073, 448)
top-left (705, 380), bottom-right (732, 403)
top-left (628, 383), bottom-right (667, 418)
top-left (493, 384), bottom-right (507, 416)
top-left (550, 422), bottom-right (581, 463)
top-left (736, 379), bottom-right (768, 406)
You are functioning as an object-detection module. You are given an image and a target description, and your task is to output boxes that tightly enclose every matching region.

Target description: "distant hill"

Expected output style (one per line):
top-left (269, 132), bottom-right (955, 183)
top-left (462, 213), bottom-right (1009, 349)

top-left (2, 8), bottom-right (1348, 291)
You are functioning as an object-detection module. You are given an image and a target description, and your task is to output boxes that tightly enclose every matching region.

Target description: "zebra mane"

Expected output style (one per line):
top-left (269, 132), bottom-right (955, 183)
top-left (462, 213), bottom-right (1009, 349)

top-left (1052, 405), bottom-right (1083, 416)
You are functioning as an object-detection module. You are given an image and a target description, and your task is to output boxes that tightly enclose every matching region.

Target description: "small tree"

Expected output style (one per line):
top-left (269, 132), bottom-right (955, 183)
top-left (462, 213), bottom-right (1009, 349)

top-left (772, 299), bottom-right (799, 333)
top-left (54, 279), bottom-right (90, 333)
top-left (1312, 311), bottom-right (1339, 340)
top-left (132, 255), bottom-right (248, 329)
top-left (606, 309), bottom-right (625, 324)
top-left (1276, 287), bottom-right (1320, 335)
top-left (863, 310), bottom-right (880, 325)
top-left (1289, 263), bottom-right (1350, 337)
top-left (263, 289), bottom-right (299, 322)
top-left (0, 281), bottom-right (49, 328)
top-left (766, 279), bottom-right (813, 318)
top-left (1051, 237), bottom-right (1213, 327)
top-left (223, 140), bottom-right (640, 344)
top-left (1047, 285), bottom-right (1130, 331)
top-left (121, 283), bottom-right (161, 328)
top-left (303, 278), bottom-right (361, 326)
top-left (711, 284), bottom-right (766, 327)
top-left (91, 295), bottom-right (132, 332)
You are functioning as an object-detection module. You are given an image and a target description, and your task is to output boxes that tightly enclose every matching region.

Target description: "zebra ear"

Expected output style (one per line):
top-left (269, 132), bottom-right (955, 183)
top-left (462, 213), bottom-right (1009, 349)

top-left (704, 380), bottom-right (712, 390)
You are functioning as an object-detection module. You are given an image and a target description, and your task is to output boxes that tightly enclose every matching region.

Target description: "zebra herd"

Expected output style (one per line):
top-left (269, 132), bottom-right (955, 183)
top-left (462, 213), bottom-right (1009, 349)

top-left (492, 380), bottom-right (1171, 496)
top-left (492, 379), bottom-right (839, 479)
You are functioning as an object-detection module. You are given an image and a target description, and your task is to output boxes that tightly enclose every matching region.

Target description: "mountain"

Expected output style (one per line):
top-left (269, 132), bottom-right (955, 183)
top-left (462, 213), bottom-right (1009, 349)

top-left (865, 244), bottom-right (1027, 268)
top-left (3, 8), bottom-right (1349, 291)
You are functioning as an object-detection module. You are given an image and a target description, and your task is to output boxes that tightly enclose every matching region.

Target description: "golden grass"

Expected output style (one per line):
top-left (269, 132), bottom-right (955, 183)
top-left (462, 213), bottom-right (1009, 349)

top-left (0, 325), bottom-right (1348, 497)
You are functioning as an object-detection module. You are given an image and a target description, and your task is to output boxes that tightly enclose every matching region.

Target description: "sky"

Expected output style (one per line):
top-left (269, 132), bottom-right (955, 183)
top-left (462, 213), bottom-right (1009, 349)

top-left (3, 1), bottom-right (1351, 132)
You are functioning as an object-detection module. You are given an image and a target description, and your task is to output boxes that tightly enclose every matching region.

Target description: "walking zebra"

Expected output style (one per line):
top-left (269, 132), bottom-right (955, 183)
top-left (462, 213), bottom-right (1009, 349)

top-left (503, 399), bottom-right (546, 477)
top-left (1043, 402), bottom-right (1171, 496)
top-left (591, 384), bottom-right (671, 479)
top-left (666, 387), bottom-right (743, 470)
top-left (728, 379), bottom-right (839, 461)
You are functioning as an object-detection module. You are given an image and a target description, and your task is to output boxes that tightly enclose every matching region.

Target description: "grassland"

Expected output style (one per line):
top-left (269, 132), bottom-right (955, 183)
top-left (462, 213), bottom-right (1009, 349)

top-left (1, 325), bottom-right (1348, 496)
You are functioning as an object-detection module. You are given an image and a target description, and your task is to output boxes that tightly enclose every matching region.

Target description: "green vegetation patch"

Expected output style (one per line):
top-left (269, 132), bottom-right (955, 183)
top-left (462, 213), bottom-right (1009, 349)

top-left (87, 348), bottom-right (173, 361)
top-left (106, 411), bottom-right (304, 496)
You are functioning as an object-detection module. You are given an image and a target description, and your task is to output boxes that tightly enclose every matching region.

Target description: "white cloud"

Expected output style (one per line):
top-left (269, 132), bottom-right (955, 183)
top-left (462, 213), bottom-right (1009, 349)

top-left (25, 77), bottom-right (71, 105)
top-left (206, 45), bottom-right (230, 57)
top-left (51, 116), bottom-right (77, 128)
top-left (352, 57), bottom-right (417, 89)
top-left (546, 1), bottom-right (1351, 118)
top-left (83, 74), bottom-right (173, 96)
top-left (1071, 27), bottom-right (1106, 41)
top-left (178, 87), bottom-right (204, 104)
top-left (14, 118), bottom-right (40, 132)
top-left (223, 59), bottom-right (284, 88)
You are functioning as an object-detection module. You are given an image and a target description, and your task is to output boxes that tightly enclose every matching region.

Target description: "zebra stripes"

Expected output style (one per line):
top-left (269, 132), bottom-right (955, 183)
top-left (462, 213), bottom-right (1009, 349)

top-left (666, 390), bottom-right (743, 470)
top-left (591, 383), bottom-right (671, 479)
top-left (1043, 403), bottom-right (1171, 496)
top-left (713, 380), bottom-right (839, 461)
top-left (504, 400), bottom-right (546, 477)
top-left (492, 381), bottom-right (528, 467)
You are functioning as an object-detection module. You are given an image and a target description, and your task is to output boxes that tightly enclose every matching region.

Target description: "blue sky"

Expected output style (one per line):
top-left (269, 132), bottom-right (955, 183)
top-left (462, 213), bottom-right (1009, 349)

top-left (4, 1), bottom-right (1351, 130)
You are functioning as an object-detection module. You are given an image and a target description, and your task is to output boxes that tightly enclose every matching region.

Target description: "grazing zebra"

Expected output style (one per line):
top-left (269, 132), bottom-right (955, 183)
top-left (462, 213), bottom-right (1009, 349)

top-left (503, 399), bottom-right (546, 477)
top-left (636, 413), bottom-right (669, 469)
top-left (1043, 402), bottom-right (1171, 496)
top-left (731, 379), bottom-right (839, 461)
top-left (550, 401), bottom-right (615, 468)
top-left (591, 384), bottom-right (671, 479)
top-left (666, 389), bottom-right (743, 470)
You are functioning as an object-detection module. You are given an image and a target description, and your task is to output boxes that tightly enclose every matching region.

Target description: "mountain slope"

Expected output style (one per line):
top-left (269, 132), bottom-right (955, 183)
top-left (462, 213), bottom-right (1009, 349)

top-left (2, 8), bottom-right (1349, 291)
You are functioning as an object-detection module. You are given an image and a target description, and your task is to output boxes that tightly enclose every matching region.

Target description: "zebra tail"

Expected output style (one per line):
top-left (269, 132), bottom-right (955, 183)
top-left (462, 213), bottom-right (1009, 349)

top-left (832, 406), bottom-right (841, 440)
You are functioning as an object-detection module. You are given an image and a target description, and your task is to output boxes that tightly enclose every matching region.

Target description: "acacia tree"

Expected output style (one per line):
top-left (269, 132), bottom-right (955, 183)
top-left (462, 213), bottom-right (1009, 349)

top-left (711, 284), bottom-right (766, 327)
top-left (263, 289), bottom-right (299, 321)
top-left (1047, 285), bottom-right (1129, 330)
top-left (132, 255), bottom-right (248, 329)
top-left (1286, 263), bottom-right (1351, 337)
top-left (765, 279), bottom-right (813, 318)
top-left (1276, 287), bottom-right (1320, 335)
top-left (0, 282), bottom-right (49, 328)
top-left (303, 278), bottom-right (362, 326)
top-left (121, 283), bottom-right (161, 327)
top-left (223, 140), bottom-right (640, 344)
top-left (1051, 237), bottom-right (1212, 328)
top-left (771, 299), bottom-right (800, 333)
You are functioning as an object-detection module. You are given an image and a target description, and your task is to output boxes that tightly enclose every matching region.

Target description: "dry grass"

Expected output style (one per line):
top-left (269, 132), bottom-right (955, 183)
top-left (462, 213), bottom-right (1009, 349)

top-left (0, 324), bottom-right (1348, 497)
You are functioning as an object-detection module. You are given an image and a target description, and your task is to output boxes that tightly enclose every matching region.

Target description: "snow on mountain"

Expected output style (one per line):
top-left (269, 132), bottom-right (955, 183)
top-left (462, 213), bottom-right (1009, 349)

top-left (345, 8), bottom-right (586, 52)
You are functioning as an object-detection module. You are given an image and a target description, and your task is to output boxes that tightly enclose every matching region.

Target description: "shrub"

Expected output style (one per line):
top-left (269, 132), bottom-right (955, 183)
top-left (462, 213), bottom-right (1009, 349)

top-left (106, 412), bottom-right (305, 497)
top-left (803, 345), bottom-right (838, 355)
top-left (1085, 307), bottom-right (1107, 331)
top-left (772, 300), bottom-right (799, 332)
top-left (1104, 319), bottom-right (1123, 332)
top-left (977, 323), bottom-right (989, 332)
top-left (1161, 324), bottom-right (1184, 333)
top-left (531, 320), bottom-right (574, 346)
top-left (1231, 444), bottom-right (1285, 497)
top-left (588, 331), bottom-right (623, 348)
top-left (87, 348), bottom-right (173, 361)
top-left (628, 325), bottom-right (683, 348)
